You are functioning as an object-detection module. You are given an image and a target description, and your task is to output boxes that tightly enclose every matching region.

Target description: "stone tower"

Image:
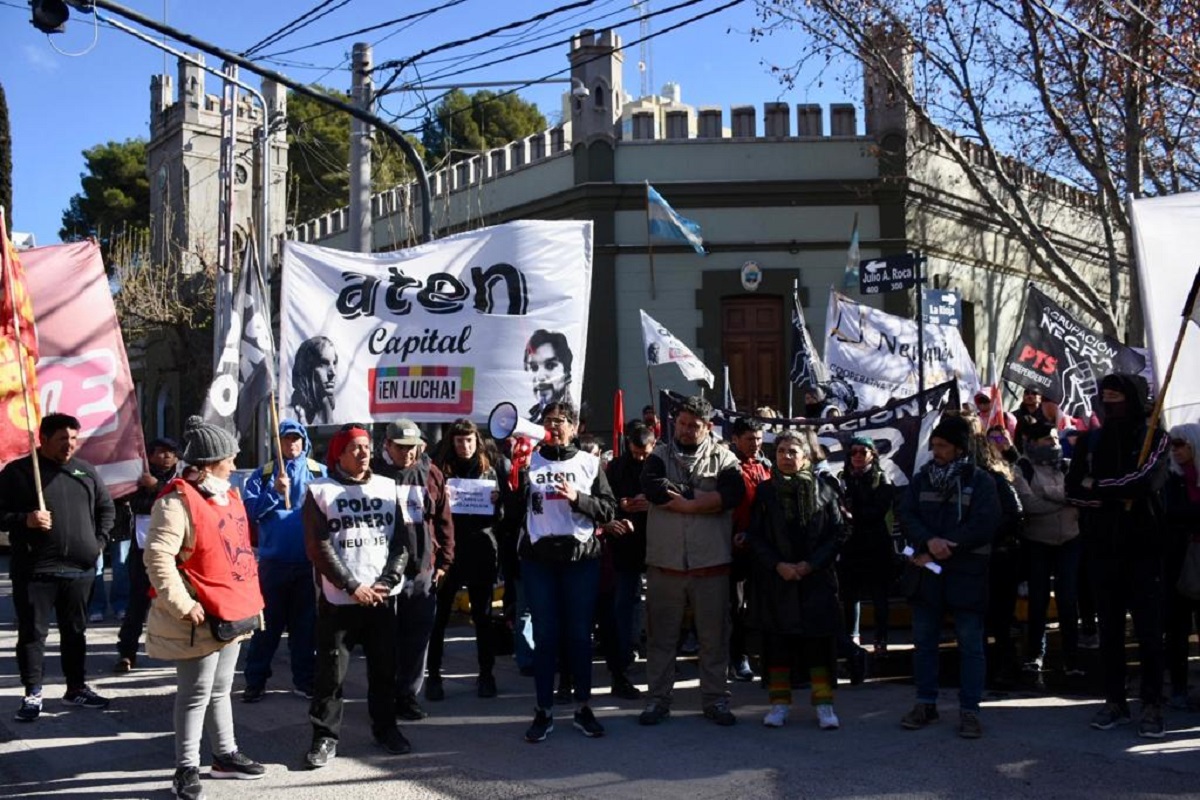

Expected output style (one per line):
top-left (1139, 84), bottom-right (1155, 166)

top-left (862, 23), bottom-right (914, 150)
top-left (569, 29), bottom-right (624, 147)
top-left (147, 54), bottom-right (288, 274)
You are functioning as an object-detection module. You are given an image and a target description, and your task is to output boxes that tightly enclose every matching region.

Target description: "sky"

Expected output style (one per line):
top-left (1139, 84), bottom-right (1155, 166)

top-left (0, 0), bottom-right (853, 246)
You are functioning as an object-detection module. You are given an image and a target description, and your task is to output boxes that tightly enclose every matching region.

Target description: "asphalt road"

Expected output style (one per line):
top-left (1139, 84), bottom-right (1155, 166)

top-left (1, 557), bottom-right (1198, 799)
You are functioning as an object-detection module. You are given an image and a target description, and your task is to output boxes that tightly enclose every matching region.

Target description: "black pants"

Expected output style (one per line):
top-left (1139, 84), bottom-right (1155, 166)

top-left (427, 564), bottom-right (496, 678)
top-left (1088, 547), bottom-right (1164, 706)
top-left (309, 598), bottom-right (397, 740)
top-left (13, 572), bottom-right (94, 693)
top-left (1163, 547), bottom-right (1200, 697)
top-left (116, 543), bottom-right (152, 660)
top-left (394, 572), bottom-right (437, 699)
top-left (729, 555), bottom-right (750, 664)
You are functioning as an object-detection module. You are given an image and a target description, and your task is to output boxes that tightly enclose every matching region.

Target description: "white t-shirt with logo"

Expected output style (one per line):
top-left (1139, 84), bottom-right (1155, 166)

top-left (307, 475), bottom-right (417, 604)
top-left (526, 450), bottom-right (600, 544)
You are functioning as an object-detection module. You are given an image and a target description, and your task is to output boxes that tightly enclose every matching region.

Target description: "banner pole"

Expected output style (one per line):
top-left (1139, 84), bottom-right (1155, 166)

top-left (915, 252), bottom-right (927, 416)
top-left (1134, 307), bottom-right (1190, 468)
top-left (788, 278), bottom-right (797, 419)
top-left (646, 366), bottom-right (656, 415)
top-left (1, 208), bottom-right (44, 511)
top-left (267, 390), bottom-right (290, 510)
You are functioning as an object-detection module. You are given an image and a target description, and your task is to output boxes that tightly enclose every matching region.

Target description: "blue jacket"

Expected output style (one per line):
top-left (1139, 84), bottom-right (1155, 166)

top-left (243, 420), bottom-right (326, 563)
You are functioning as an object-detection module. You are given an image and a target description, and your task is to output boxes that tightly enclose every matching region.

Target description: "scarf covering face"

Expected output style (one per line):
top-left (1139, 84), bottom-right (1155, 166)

top-left (773, 467), bottom-right (817, 526)
top-left (926, 455), bottom-right (970, 495)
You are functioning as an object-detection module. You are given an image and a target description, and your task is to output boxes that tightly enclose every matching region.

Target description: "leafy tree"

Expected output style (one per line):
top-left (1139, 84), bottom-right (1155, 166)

top-left (755, 0), bottom-right (1200, 339)
top-left (0, 82), bottom-right (11, 234)
top-left (59, 138), bottom-right (150, 250)
top-left (420, 89), bottom-right (547, 168)
top-left (287, 87), bottom-right (426, 224)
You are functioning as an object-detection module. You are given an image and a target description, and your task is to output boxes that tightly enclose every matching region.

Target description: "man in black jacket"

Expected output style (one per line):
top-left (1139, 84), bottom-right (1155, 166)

top-left (0, 413), bottom-right (116, 721)
top-left (1067, 373), bottom-right (1170, 738)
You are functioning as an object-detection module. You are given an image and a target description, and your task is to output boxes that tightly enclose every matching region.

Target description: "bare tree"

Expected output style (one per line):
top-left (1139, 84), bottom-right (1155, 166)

top-left (755, 0), bottom-right (1200, 339)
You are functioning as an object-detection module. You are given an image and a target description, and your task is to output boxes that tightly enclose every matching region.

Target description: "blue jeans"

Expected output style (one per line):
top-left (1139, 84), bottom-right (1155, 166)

top-left (513, 577), bottom-right (535, 670)
top-left (242, 560), bottom-right (317, 692)
top-left (911, 597), bottom-right (985, 712)
top-left (89, 539), bottom-right (131, 618)
top-left (521, 556), bottom-right (600, 709)
top-left (1025, 537), bottom-right (1081, 667)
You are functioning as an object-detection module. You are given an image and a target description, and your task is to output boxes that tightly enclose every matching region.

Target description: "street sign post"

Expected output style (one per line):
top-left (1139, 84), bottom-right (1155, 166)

top-left (859, 253), bottom-right (920, 295)
top-left (922, 288), bottom-right (962, 328)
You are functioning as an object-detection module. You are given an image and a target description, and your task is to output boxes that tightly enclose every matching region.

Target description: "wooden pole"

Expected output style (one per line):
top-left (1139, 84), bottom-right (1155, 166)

top-left (1134, 308), bottom-right (1190, 467)
top-left (1, 208), bottom-right (44, 510)
top-left (267, 390), bottom-right (290, 510)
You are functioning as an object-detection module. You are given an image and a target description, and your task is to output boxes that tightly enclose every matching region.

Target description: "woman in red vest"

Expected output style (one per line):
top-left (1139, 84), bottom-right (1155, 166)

top-left (144, 416), bottom-right (266, 800)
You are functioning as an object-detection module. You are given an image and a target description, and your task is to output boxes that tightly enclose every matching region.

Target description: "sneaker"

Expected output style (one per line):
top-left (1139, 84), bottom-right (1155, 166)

top-left (374, 727), bottom-right (412, 754)
top-left (762, 703), bottom-right (789, 728)
top-left (525, 708), bottom-right (554, 743)
top-left (425, 676), bottom-right (445, 702)
top-left (731, 656), bottom-right (755, 682)
top-left (573, 706), bottom-right (605, 737)
top-left (304, 737), bottom-right (337, 769)
top-left (817, 704), bottom-right (840, 730)
top-left (957, 710), bottom-right (983, 739)
top-left (1138, 704), bottom-right (1165, 739)
top-left (611, 676), bottom-right (642, 700)
top-left (638, 701), bottom-right (670, 726)
top-left (242, 686), bottom-right (266, 704)
top-left (14, 694), bottom-right (42, 722)
top-left (88, 612), bottom-right (104, 623)
top-left (1089, 701), bottom-right (1132, 731)
top-left (1021, 659), bottom-right (1044, 673)
top-left (901, 702), bottom-right (940, 730)
top-left (477, 673), bottom-right (497, 699)
top-left (291, 687), bottom-right (314, 701)
top-left (848, 647), bottom-right (868, 686)
top-left (62, 686), bottom-right (110, 710)
top-left (210, 751), bottom-right (265, 780)
top-left (113, 656), bottom-right (136, 674)
top-left (703, 699), bottom-right (737, 726)
top-left (1078, 632), bottom-right (1100, 650)
top-left (172, 766), bottom-right (205, 800)
top-left (395, 695), bottom-right (427, 721)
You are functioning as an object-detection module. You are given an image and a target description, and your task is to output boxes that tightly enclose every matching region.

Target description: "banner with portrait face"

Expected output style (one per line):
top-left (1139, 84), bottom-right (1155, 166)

top-left (661, 381), bottom-right (953, 486)
top-left (280, 220), bottom-right (593, 425)
top-left (1001, 284), bottom-right (1146, 421)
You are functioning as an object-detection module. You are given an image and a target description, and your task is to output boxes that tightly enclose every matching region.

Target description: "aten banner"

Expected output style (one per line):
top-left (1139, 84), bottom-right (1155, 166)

top-left (280, 221), bottom-right (593, 425)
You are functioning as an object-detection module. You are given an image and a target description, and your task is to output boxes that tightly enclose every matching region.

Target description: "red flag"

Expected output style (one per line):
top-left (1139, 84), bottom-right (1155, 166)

top-left (0, 212), bottom-right (41, 468)
top-left (613, 389), bottom-right (625, 457)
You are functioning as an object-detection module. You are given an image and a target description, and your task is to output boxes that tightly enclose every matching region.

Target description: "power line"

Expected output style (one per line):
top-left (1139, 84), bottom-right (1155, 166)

top-left (397, 0), bottom-right (746, 134)
top-left (255, 0), bottom-right (471, 60)
top-left (397, 0), bottom-right (711, 94)
top-left (373, 0), bottom-right (607, 96)
top-left (242, 0), bottom-right (354, 58)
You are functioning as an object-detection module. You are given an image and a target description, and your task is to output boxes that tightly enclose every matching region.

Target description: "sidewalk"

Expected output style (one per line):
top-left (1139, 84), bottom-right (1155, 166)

top-left (2, 560), bottom-right (1199, 798)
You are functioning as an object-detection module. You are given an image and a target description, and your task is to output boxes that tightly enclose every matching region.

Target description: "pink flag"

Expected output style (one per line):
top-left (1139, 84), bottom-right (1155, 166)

top-left (21, 242), bottom-right (146, 498)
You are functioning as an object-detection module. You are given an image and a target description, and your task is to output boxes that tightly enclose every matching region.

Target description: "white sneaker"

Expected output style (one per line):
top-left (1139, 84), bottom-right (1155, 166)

top-left (762, 703), bottom-right (789, 727)
top-left (817, 704), bottom-right (840, 730)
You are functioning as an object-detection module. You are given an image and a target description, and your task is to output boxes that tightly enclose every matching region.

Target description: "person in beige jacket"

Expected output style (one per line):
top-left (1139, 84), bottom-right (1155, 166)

top-left (145, 417), bottom-right (266, 800)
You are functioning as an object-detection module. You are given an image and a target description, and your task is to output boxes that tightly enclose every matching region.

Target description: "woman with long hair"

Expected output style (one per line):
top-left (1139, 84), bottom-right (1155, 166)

top-left (144, 416), bottom-right (266, 800)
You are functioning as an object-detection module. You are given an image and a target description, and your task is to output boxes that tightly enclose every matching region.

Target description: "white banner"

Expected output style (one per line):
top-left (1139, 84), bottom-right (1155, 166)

top-left (446, 477), bottom-right (498, 516)
top-left (280, 221), bottom-right (593, 425)
top-left (824, 290), bottom-right (980, 412)
top-left (640, 309), bottom-right (714, 387)
top-left (1130, 193), bottom-right (1200, 428)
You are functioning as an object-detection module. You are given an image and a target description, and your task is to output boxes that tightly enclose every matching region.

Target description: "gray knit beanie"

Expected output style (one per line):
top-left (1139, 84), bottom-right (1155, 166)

top-left (182, 415), bottom-right (239, 465)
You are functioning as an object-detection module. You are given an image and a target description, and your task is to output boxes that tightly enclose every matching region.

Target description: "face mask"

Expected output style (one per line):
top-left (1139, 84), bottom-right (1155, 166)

top-left (1103, 401), bottom-right (1127, 420)
top-left (198, 473), bottom-right (231, 497)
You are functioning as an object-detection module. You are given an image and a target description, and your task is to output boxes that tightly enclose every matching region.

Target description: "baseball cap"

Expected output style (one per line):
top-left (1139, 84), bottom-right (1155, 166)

top-left (386, 419), bottom-right (423, 445)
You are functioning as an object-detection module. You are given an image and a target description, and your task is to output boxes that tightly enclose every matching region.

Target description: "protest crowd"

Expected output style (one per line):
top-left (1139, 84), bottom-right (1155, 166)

top-left (2, 216), bottom-right (1200, 800)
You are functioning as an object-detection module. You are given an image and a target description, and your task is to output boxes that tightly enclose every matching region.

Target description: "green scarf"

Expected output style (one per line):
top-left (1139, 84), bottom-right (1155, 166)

top-left (773, 467), bottom-right (816, 526)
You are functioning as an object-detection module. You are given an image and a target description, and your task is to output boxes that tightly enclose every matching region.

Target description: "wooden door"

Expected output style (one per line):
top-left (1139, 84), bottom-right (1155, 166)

top-left (722, 296), bottom-right (784, 412)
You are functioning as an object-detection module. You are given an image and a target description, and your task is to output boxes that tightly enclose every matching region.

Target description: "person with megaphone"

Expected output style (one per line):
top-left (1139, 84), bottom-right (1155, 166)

top-left (495, 399), bottom-right (617, 742)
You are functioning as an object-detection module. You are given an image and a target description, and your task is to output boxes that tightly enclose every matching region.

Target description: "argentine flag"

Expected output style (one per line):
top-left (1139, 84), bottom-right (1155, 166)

top-left (646, 183), bottom-right (706, 255)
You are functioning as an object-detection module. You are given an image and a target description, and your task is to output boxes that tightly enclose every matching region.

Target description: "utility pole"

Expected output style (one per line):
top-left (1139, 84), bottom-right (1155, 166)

top-left (77, 0), bottom-right (434, 243)
top-left (215, 62), bottom-right (238, 371)
top-left (349, 43), bottom-right (373, 253)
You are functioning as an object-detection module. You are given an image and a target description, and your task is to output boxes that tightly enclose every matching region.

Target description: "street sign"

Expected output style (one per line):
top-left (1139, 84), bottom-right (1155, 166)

top-left (859, 253), bottom-right (920, 295)
top-left (922, 288), bottom-right (962, 328)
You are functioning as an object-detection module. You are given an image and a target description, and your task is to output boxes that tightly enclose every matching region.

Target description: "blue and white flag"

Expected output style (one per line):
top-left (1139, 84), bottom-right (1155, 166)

top-left (841, 213), bottom-right (861, 289)
top-left (646, 183), bottom-right (706, 255)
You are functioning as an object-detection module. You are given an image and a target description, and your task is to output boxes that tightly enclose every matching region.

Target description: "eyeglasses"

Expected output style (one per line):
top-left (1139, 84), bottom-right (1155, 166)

top-left (543, 417), bottom-right (571, 427)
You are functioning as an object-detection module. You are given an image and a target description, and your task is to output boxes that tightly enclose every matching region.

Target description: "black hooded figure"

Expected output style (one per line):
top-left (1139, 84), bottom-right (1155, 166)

top-left (1066, 373), bottom-right (1170, 738)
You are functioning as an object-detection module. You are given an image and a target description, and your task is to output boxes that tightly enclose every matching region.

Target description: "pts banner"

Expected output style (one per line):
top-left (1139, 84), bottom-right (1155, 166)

top-left (280, 221), bottom-right (593, 425)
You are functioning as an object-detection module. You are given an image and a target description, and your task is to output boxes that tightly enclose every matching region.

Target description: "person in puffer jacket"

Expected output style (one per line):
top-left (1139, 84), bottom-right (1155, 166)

top-left (1013, 422), bottom-right (1081, 676)
top-left (241, 419), bottom-right (327, 702)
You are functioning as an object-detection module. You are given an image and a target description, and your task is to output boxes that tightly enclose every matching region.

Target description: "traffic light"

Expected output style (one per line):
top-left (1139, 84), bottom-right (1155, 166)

top-left (30, 0), bottom-right (70, 34)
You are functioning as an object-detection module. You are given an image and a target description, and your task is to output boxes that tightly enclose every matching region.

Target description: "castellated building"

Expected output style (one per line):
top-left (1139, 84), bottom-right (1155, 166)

top-left (291, 29), bottom-right (1126, 430)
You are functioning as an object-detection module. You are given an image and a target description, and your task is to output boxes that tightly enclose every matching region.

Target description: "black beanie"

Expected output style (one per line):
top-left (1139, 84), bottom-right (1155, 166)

top-left (181, 415), bottom-right (239, 465)
top-left (931, 414), bottom-right (972, 453)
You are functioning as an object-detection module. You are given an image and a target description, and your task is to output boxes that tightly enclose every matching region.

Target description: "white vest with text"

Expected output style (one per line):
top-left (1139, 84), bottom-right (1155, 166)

top-left (526, 450), bottom-right (600, 544)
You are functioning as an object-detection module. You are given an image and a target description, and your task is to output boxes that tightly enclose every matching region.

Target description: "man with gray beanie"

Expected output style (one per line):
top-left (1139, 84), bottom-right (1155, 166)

top-left (370, 419), bottom-right (454, 719)
top-left (898, 412), bottom-right (1000, 739)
